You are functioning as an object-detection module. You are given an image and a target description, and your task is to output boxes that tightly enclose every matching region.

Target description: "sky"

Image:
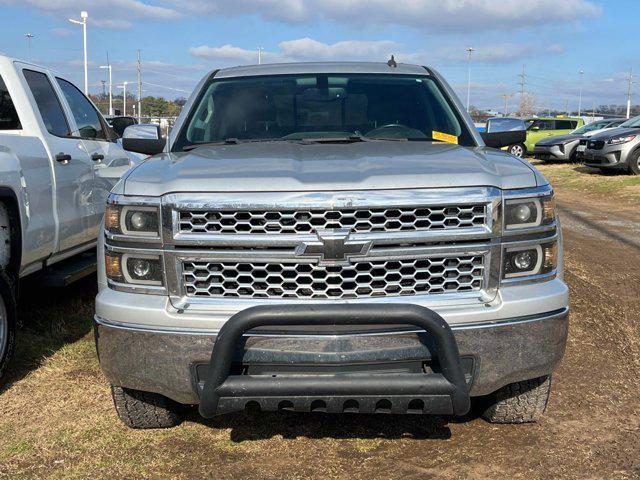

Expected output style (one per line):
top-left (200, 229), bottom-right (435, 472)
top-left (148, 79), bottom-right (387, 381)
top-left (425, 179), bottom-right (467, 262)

top-left (0, 0), bottom-right (637, 112)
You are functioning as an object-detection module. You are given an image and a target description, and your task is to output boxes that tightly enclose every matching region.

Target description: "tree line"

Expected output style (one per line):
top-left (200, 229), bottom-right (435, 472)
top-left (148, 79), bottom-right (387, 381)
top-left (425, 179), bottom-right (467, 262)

top-left (89, 93), bottom-right (186, 118)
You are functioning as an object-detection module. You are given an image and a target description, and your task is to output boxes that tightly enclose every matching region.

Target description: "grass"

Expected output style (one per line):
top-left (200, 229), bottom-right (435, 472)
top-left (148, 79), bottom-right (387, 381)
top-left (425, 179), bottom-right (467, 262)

top-left (530, 159), bottom-right (640, 201)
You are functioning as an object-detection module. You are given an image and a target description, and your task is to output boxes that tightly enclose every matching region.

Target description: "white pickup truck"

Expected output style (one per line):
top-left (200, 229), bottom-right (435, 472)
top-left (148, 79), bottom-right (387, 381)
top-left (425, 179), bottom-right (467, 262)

top-left (0, 55), bottom-right (132, 381)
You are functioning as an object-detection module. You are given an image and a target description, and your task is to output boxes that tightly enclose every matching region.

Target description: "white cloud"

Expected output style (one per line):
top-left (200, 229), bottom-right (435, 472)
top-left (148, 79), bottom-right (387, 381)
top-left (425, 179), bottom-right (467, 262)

top-left (189, 38), bottom-right (562, 67)
top-left (278, 38), bottom-right (400, 60)
top-left (50, 27), bottom-right (73, 37)
top-left (0, 0), bottom-right (179, 29)
top-left (435, 43), bottom-right (565, 64)
top-left (190, 45), bottom-right (273, 64)
top-left (190, 38), bottom-right (402, 65)
top-left (3, 0), bottom-right (601, 31)
top-left (175, 0), bottom-right (309, 23)
top-left (174, 0), bottom-right (600, 32)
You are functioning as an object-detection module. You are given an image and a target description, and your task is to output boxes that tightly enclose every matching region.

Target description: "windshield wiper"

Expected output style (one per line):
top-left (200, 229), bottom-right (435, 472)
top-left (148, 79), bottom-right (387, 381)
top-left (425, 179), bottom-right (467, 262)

top-left (183, 138), bottom-right (240, 150)
top-left (296, 135), bottom-right (366, 143)
top-left (183, 138), bottom-right (290, 151)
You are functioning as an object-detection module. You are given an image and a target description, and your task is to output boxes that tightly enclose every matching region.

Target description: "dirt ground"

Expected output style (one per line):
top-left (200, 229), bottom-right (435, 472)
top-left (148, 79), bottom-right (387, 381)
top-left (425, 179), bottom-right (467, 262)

top-left (0, 163), bottom-right (639, 479)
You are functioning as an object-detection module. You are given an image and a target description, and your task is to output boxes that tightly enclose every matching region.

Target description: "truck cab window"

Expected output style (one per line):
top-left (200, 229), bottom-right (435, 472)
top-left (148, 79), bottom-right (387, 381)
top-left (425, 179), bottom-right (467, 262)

top-left (23, 69), bottom-right (70, 137)
top-left (56, 78), bottom-right (107, 140)
top-left (0, 75), bottom-right (21, 130)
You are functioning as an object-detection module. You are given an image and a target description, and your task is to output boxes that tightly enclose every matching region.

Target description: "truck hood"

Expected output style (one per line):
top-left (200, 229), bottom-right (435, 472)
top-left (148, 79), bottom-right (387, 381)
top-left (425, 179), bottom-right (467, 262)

top-left (123, 141), bottom-right (540, 196)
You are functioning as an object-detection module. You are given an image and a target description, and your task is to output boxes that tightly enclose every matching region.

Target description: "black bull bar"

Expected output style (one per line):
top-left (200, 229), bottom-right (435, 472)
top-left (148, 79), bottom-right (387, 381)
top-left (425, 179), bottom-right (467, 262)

top-left (198, 304), bottom-right (471, 417)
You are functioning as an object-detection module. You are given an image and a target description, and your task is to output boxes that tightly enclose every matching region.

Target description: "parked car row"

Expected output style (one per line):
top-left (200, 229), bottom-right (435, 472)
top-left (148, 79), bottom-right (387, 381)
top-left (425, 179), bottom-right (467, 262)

top-left (532, 115), bottom-right (640, 174)
top-left (488, 113), bottom-right (640, 175)
top-left (533, 118), bottom-right (625, 161)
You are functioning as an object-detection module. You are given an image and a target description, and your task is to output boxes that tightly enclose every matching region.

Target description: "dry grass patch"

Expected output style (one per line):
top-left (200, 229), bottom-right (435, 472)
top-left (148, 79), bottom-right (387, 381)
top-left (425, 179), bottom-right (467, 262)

top-left (530, 160), bottom-right (640, 202)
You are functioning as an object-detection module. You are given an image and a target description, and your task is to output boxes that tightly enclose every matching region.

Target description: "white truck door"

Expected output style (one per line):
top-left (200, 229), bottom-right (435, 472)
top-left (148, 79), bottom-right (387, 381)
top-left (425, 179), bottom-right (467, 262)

top-left (53, 77), bottom-right (130, 240)
top-left (21, 68), bottom-right (95, 253)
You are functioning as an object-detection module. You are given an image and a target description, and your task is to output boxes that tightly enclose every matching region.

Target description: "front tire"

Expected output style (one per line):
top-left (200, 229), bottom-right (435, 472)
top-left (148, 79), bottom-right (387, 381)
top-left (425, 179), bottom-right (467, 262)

top-left (111, 385), bottom-right (182, 429)
top-left (508, 143), bottom-right (526, 158)
top-left (0, 270), bottom-right (17, 385)
top-left (569, 148), bottom-right (579, 163)
top-left (481, 375), bottom-right (552, 424)
top-left (627, 149), bottom-right (640, 175)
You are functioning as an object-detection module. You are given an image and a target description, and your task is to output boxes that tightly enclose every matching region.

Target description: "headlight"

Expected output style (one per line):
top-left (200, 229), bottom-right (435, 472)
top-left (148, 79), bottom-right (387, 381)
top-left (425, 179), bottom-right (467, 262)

top-left (105, 252), bottom-right (164, 286)
top-left (606, 135), bottom-right (636, 145)
top-left (105, 203), bottom-right (160, 238)
top-left (503, 242), bottom-right (557, 279)
top-left (504, 194), bottom-right (555, 230)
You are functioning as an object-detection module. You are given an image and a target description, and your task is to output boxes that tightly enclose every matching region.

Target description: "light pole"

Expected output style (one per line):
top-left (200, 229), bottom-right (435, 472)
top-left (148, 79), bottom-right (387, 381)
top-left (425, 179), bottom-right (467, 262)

top-left (257, 47), bottom-right (264, 65)
top-left (626, 68), bottom-right (634, 119)
top-left (578, 70), bottom-right (584, 117)
top-left (25, 33), bottom-right (34, 62)
top-left (466, 47), bottom-right (475, 112)
top-left (118, 82), bottom-right (128, 116)
top-left (99, 64), bottom-right (113, 115)
top-left (69, 11), bottom-right (89, 95)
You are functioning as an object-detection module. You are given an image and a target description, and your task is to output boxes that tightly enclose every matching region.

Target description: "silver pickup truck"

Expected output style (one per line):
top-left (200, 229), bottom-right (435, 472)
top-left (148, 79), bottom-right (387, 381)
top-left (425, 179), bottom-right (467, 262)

top-left (0, 56), bottom-right (132, 381)
top-left (96, 62), bottom-right (568, 429)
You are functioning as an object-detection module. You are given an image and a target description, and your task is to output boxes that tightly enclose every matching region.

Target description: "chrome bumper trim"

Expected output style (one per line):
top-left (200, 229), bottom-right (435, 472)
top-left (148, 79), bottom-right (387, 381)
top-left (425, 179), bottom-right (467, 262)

top-left (94, 306), bottom-right (569, 337)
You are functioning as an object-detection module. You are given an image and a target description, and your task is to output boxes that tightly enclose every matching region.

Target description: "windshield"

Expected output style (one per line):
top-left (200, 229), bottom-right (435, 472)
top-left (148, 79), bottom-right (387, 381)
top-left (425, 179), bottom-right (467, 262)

top-left (620, 115), bottom-right (640, 128)
top-left (173, 73), bottom-right (475, 150)
top-left (573, 121), bottom-right (610, 134)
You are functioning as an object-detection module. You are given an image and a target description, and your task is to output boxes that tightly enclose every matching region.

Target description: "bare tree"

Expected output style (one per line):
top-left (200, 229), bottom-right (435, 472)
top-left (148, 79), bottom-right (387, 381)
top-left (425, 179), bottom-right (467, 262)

top-left (517, 93), bottom-right (537, 117)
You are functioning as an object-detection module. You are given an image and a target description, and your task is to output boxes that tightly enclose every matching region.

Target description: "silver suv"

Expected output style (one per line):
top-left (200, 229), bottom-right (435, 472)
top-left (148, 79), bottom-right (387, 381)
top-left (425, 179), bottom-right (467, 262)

top-left (583, 114), bottom-right (640, 173)
top-left (96, 62), bottom-right (568, 429)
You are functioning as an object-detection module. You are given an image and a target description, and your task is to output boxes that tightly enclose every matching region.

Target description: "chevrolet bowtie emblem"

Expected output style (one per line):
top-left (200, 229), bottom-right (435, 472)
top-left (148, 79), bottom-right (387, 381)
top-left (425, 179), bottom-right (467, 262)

top-left (295, 229), bottom-right (371, 266)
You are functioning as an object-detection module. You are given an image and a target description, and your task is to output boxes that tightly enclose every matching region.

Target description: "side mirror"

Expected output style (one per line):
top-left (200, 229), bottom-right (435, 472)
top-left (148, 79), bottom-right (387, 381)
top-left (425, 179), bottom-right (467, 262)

top-left (531, 126), bottom-right (540, 131)
top-left (122, 124), bottom-right (166, 156)
top-left (481, 117), bottom-right (526, 149)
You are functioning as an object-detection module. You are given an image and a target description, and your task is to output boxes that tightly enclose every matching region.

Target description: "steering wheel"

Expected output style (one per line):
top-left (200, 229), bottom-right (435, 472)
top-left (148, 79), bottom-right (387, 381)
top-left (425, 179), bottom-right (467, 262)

top-left (366, 124), bottom-right (427, 139)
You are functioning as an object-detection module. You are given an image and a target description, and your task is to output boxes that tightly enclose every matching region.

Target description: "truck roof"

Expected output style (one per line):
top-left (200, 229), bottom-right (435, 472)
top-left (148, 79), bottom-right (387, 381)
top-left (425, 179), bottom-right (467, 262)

top-left (0, 54), bottom-right (57, 74)
top-left (214, 62), bottom-right (430, 79)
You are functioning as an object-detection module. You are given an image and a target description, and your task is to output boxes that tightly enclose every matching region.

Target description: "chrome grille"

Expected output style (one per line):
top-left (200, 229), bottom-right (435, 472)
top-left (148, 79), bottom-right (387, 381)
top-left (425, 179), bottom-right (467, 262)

top-left (178, 205), bottom-right (487, 235)
top-left (182, 255), bottom-right (485, 300)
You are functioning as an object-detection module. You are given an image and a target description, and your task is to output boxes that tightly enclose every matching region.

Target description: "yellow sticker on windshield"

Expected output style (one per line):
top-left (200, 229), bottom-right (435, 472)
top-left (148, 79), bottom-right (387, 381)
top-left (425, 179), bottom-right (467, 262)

top-left (432, 131), bottom-right (458, 144)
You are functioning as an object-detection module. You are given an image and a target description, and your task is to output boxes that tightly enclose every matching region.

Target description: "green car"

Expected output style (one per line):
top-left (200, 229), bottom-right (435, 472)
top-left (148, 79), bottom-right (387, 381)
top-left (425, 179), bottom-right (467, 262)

top-left (506, 117), bottom-right (585, 157)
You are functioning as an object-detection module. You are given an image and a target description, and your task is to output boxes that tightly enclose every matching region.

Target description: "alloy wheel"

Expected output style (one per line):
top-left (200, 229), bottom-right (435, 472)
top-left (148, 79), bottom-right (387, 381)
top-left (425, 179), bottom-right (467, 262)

top-left (510, 144), bottom-right (524, 157)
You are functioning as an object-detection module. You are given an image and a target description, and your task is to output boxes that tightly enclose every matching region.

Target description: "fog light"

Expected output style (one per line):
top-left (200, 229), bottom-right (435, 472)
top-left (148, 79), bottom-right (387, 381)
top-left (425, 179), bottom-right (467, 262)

top-left (503, 246), bottom-right (541, 278)
top-left (131, 258), bottom-right (151, 279)
top-left (122, 255), bottom-right (163, 286)
top-left (513, 250), bottom-right (535, 270)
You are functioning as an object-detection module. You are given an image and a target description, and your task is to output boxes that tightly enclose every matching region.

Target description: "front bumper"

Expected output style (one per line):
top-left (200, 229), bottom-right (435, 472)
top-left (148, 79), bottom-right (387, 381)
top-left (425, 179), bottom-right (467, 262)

top-left (583, 144), bottom-right (632, 168)
top-left (95, 303), bottom-right (569, 405)
top-left (534, 144), bottom-right (571, 161)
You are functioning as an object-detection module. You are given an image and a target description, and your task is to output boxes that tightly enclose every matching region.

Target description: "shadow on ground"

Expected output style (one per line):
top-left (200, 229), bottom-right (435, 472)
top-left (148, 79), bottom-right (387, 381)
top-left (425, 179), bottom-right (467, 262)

top-left (0, 274), bottom-right (97, 392)
top-left (184, 406), bottom-right (482, 442)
